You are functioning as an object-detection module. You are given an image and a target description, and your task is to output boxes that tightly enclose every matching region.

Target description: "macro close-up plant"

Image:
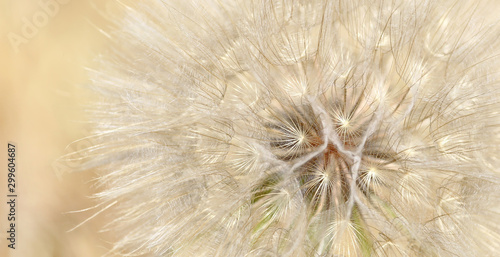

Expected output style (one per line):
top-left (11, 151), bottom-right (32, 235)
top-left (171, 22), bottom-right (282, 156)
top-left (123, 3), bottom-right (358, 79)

top-left (75, 0), bottom-right (500, 256)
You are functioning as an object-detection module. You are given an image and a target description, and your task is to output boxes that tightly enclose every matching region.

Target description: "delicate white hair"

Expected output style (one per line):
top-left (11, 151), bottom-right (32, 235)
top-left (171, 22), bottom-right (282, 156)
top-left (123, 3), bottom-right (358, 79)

top-left (79, 0), bottom-right (500, 256)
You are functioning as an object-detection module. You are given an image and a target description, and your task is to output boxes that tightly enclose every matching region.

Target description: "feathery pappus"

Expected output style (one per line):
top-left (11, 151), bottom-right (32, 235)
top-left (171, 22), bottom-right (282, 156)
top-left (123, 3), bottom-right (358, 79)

top-left (77, 0), bottom-right (500, 256)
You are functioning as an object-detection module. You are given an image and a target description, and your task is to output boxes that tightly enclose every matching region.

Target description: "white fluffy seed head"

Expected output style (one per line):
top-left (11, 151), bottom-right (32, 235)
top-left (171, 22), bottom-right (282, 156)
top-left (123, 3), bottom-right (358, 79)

top-left (79, 0), bottom-right (500, 256)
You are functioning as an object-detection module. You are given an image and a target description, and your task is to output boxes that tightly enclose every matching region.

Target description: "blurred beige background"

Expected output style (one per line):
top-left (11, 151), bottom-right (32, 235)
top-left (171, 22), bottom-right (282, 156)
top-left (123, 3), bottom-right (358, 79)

top-left (1, 1), bottom-right (117, 256)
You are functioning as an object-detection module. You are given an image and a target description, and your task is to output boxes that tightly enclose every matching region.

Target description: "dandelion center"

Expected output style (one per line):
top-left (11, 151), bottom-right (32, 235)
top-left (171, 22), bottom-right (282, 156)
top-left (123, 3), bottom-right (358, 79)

top-left (259, 101), bottom-right (397, 214)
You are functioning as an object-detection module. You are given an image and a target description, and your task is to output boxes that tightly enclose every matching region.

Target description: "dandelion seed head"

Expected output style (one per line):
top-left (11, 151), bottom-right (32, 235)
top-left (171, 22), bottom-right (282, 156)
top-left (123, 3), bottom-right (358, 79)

top-left (78, 0), bottom-right (500, 256)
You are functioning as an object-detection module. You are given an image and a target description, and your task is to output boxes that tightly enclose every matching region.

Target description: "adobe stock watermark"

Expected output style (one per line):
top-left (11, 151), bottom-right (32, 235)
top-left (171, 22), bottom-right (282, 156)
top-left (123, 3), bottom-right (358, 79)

top-left (7, 0), bottom-right (71, 53)
top-left (52, 129), bottom-right (95, 180)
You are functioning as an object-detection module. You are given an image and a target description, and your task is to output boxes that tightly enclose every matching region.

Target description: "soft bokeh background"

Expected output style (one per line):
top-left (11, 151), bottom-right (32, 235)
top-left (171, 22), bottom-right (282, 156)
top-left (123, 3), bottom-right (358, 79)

top-left (1, 1), bottom-right (117, 256)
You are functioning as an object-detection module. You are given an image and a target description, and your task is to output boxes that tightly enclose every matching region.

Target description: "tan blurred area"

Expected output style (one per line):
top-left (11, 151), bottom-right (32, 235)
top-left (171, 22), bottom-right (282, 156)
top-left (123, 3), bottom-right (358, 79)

top-left (0, 0), bottom-right (117, 256)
